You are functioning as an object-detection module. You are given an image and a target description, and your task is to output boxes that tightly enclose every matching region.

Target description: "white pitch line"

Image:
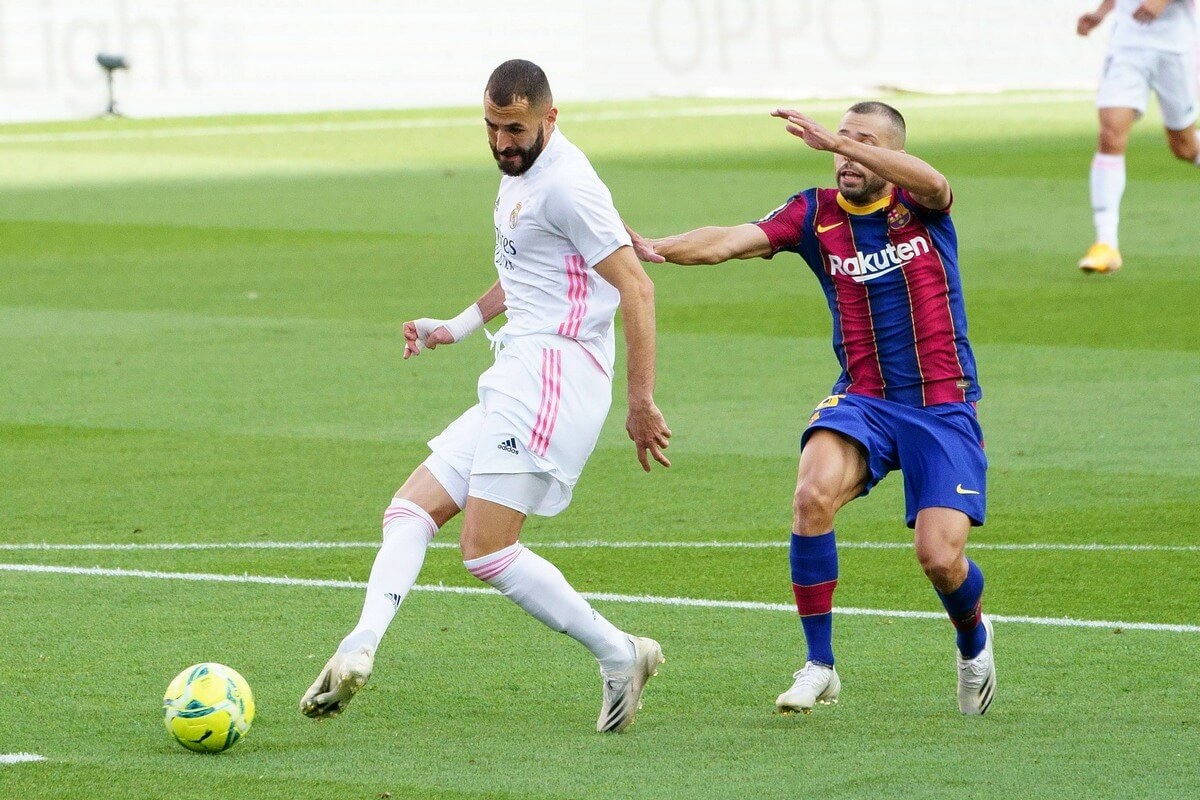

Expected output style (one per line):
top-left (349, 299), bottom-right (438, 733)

top-left (0, 753), bottom-right (45, 765)
top-left (2, 562), bottom-right (1197, 634)
top-left (0, 93), bottom-right (1093, 145)
top-left (2, 539), bottom-right (1197, 554)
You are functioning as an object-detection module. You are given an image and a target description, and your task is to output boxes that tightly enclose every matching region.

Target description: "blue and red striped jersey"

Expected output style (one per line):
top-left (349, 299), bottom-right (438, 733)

top-left (756, 187), bottom-right (980, 407)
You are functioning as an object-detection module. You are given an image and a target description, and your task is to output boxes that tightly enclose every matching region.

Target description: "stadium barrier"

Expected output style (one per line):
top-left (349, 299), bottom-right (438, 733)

top-left (0, 0), bottom-right (1108, 123)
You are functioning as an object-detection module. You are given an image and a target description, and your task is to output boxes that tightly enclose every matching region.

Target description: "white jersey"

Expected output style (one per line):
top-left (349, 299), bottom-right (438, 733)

top-left (1110, 0), bottom-right (1197, 53)
top-left (492, 128), bottom-right (631, 376)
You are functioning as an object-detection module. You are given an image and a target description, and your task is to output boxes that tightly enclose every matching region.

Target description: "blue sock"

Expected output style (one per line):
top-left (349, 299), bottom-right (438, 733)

top-left (789, 531), bottom-right (838, 667)
top-left (936, 559), bottom-right (987, 659)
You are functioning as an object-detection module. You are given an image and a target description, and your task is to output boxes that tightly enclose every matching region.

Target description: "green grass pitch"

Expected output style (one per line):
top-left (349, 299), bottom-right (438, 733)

top-left (1, 94), bottom-right (1198, 799)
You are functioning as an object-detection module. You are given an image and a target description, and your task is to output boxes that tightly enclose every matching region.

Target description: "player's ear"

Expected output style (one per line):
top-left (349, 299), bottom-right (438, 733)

top-left (545, 106), bottom-right (558, 126)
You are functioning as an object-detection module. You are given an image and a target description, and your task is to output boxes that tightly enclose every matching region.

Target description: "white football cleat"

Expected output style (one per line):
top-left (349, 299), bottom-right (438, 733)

top-left (776, 661), bottom-right (841, 713)
top-left (957, 615), bottom-right (996, 715)
top-left (299, 645), bottom-right (375, 719)
top-left (596, 636), bottom-right (664, 733)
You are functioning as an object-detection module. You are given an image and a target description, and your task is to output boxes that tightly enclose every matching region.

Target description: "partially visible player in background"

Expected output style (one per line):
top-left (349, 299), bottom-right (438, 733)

top-left (1076, 0), bottom-right (1200, 274)
top-left (628, 102), bottom-right (995, 716)
top-left (300, 59), bottom-right (671, 733)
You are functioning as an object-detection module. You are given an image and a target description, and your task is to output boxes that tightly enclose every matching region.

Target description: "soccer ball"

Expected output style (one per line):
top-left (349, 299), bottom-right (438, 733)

top-left (162, 662), bottom-right (255, 753)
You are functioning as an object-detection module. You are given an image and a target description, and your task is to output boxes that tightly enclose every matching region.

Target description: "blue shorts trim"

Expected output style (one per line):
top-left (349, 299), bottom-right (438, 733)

top-left (800, 393), bottom-right (987, 528)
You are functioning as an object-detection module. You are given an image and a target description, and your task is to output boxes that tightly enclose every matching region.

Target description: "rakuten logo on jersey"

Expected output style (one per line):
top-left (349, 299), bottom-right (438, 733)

top-left (828, 235), bottom-right (931, 282)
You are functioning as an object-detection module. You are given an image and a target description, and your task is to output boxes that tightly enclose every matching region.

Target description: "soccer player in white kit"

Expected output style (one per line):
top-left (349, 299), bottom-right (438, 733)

top-left (299, 60), bottom-right (671, 733)
top-left (1077, 0), bottom-right (1200, 273)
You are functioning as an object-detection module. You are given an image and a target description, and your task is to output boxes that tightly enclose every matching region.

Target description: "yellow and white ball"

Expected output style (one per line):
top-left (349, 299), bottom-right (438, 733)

top-left (162, 662), bottom-right (255, 753)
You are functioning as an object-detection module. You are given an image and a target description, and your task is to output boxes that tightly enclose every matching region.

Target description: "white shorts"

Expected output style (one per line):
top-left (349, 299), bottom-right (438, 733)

top-left (425, 333), bottom-right (612, 517)
top-left (1097, 46), bottom-right (1199, 130)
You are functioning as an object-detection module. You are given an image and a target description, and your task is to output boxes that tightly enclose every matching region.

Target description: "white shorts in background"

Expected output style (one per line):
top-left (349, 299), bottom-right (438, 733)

top-left (425, 333), bottom-right (612, 517)
top-left (1097, 46), bottom-right (1199, 129)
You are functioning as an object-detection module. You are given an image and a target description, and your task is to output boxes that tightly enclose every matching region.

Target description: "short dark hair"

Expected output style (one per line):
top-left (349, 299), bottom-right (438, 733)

top-left (847, 101), bottom-right (906, 147)
top-left (485, 59), bottom-right (553, 109)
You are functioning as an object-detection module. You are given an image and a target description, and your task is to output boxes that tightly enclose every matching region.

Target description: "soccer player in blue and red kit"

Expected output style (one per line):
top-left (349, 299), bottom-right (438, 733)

top-left (628, 101), bottom-right (995, 716)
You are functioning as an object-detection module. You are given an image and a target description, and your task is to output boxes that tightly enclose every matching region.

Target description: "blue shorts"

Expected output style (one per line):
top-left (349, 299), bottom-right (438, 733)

top-left (801, 393), bottom-right (987, 528)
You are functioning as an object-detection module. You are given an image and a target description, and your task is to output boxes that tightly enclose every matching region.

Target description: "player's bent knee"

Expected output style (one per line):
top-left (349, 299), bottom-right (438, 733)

top-left (458, 530), bottom-right (490, 562)
top-left (792, 481), bottom-right (837, 533)
top-left (458, 478), bottom-right (539, 560)
top-left (459, 520), bottom-right (508, 561)
top-left (1098, 128), bottom-right (1129, 154)
top-left (915, 546), bottom-right (964, 587)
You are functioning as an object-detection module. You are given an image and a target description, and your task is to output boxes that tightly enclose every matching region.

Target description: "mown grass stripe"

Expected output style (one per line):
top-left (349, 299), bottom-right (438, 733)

top-left (0, 93), bottom-right (1092, 145)
top-left (3, 540), bottom-right (1196, 554)
top-left (2, 562), bottom-right (1196, 634)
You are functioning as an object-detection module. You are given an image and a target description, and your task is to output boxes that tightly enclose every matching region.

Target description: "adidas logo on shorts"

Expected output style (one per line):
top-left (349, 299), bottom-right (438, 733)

top-left (497, 437), bottom-right (519, 454)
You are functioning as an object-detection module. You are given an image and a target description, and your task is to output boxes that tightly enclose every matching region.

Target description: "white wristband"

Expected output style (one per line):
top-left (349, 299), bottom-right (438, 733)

top-left (442, 303), bottom-right (484, 342)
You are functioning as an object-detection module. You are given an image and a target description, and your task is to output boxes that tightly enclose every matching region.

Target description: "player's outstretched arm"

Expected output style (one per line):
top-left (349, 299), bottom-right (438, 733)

top-left (628, 222), bottom-right (772, 266)
top-left (624, 222), bottom-right (666, 264)
top-left (593, 246), bottom-right (672, 472)
top-left (403, 280), bottom-right (506, 359)
top-left (773, 109), bottom-right (952, 211)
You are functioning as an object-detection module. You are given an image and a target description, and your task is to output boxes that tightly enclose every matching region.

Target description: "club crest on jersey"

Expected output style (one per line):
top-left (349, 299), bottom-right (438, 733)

top-left (509, 201), bottom-right (523, 229)
top-left (887, 204), bottom-right (912, 231)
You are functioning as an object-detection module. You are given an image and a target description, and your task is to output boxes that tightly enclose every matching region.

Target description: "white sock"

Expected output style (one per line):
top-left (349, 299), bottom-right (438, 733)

top-left (1090, 152), bottom-right (1126, 248)
top-left (338, 498), bottom-right (437, 654)
top-left (464, 543), bottom-right (635, 672)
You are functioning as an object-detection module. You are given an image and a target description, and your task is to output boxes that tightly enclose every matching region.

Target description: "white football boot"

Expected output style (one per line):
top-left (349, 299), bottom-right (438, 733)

top-left (957, 615), bottom-right (996, 715)
top-left (596, 636), bottom-right (664, 733)
top-left (299, 644), bottom-right (375, 719)
top-left (776, 661), bottom-right (841, 713)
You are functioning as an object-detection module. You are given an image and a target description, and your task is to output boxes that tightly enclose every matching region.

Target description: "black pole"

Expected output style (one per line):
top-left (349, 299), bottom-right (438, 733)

top-left (105, 69), bottom-right (117, 115)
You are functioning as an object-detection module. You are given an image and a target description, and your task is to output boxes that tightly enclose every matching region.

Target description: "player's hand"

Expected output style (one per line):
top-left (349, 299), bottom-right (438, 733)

top-left (772, 109), bottom-right (839, 152)
top-left (1077, 12), bottom-right (1105, 35)
top-left (625, 224), bottom-right (666, 264)
top-left (1132, 0), bottom-right (1168, 24)
top-left (403, 318), bottom-right (456, 359)
top-left (626, 400), bottom-right (671, 472)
